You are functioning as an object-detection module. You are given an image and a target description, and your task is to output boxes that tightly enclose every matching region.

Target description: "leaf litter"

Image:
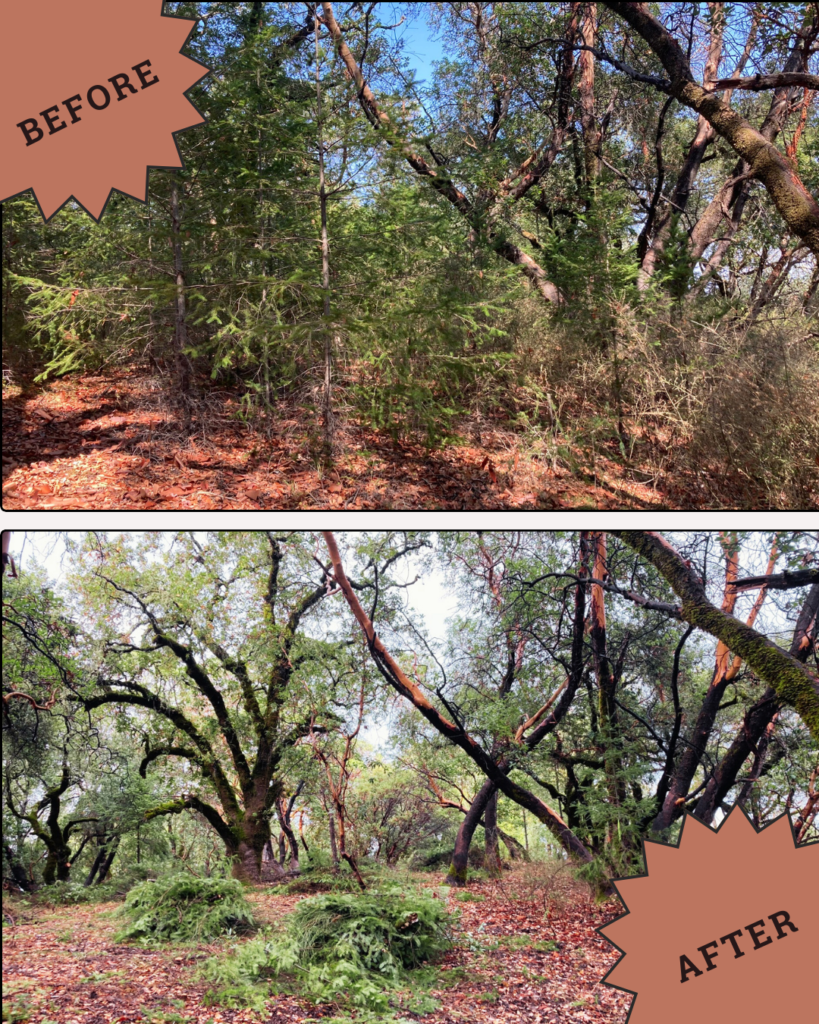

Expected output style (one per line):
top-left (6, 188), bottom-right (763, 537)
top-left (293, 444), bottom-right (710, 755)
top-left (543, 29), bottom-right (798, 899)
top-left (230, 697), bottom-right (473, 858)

top-left (2, 876), bottom-right (630, 1024)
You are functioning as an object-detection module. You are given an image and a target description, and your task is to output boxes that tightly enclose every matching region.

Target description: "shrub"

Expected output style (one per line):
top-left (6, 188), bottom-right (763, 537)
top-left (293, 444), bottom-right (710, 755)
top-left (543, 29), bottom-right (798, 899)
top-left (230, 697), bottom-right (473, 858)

top-left (202, 885), bottom-right (455, 1013)
top-left (115, 875), bottom-right (255, 944)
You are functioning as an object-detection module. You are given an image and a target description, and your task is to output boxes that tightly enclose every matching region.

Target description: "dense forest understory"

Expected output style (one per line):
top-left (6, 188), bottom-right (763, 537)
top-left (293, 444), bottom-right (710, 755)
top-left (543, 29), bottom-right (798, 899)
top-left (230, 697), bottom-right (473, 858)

top-left (2, 2), bottom-right (818, 509)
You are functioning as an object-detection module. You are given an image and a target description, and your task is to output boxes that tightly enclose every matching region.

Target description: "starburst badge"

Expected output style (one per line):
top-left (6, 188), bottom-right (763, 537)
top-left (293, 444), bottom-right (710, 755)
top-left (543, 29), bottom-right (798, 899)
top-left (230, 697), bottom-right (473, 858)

top-left (0, 0), bottom-right (209, 221)
top-left (598, 805), bottom-right (817, 1024)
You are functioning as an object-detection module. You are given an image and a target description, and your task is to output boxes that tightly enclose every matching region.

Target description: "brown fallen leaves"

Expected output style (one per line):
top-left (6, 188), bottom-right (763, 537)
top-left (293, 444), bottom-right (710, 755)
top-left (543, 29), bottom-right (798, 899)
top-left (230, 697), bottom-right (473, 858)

top-left (2, 875), bottom-right (630, 1024)
top-left (2, 369), bottom-right (673, 510)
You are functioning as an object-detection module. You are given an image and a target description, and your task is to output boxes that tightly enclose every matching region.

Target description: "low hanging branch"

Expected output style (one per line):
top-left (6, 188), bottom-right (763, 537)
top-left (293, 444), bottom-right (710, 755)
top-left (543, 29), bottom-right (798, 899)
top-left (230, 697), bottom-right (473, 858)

top-left (729, 568), bottom-right (819, 592)
top-left (321, 531), bottom-right (593, 863)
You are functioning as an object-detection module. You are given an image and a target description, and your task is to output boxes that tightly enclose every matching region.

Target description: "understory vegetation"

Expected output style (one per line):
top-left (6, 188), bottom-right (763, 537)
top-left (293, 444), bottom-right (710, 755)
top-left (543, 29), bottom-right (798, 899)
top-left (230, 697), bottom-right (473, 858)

top-left (115, 876), bottom-right (256, 945)
top-left (201, 884), bottom-right (454, 1015)
top-left (3, 2), bottom-right (817, 509)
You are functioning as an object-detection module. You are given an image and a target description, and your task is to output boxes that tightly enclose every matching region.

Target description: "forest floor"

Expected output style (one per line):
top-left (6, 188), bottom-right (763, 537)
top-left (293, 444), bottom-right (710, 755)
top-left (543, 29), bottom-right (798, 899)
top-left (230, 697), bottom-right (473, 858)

top-left (2, 368), bottom-right (704, 510)
top-left (2, 873), bottom-right (630, 1024)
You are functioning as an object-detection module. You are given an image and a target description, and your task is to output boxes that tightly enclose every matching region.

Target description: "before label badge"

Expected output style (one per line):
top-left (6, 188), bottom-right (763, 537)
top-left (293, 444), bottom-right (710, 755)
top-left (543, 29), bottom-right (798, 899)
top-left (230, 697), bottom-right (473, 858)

top-left (0, 0), bottom-right (210, 221)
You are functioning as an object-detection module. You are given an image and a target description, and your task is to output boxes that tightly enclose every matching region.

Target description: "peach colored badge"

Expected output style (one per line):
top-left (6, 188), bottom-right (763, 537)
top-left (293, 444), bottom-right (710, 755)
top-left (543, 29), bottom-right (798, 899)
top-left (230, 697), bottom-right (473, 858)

top-left (1, 0), bottom-right (209, 221)
top-left (598, 805), bottom-right (818, 1024)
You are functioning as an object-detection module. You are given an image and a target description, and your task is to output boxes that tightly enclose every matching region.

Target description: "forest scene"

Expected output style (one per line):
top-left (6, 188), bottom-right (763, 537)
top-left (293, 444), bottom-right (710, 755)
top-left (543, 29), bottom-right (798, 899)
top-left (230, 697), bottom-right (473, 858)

top-left (3, 529), bottom-right (819, 1024)
top-left (2, 2), bottom-right (818, 511)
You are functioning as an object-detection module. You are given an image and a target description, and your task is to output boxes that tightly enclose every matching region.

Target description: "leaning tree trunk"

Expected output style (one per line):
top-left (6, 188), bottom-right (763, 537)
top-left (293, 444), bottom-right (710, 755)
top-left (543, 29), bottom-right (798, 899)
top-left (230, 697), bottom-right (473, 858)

top-left (96, 837), bottom-right (120, 884)
top-left (85, 842), bottom-right (108, 887)
top-left (445, 779), bottom-right (497, 886)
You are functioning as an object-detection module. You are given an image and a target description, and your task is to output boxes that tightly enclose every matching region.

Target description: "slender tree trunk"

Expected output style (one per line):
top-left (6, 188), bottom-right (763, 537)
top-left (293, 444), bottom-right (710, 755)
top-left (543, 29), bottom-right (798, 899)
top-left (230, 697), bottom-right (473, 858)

top-left (328, 811), bottom-right (339, 867)
top-left (483, 788), bottom-right (502, 876)
top-left (277, 799), bottom-right (301, 873)
top-left (745, 239), bottom-right (801, 323)
top-left (170, 175), bottom-right (192, 431)
top-left (589, 532), bottom-right (629, 849)
top-left (637, 2), bottom-right (726, 289)
top-left (96, 837), bottom-right (120, 884)
top-left (315, 12), bottom-right (334, 462)
top-left (579, 3), bottom-right (601, 204)
top-left (802, 263), bottom-right (819, 310)
top-left (85, 843), bottom-right (107, 887)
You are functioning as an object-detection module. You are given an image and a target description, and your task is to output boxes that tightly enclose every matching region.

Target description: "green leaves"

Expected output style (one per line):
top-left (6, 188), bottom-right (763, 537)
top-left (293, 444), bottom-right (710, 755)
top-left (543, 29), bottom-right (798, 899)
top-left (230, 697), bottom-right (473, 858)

top-left (202, 885), bottom-right (455, 1013)
top-left (116, 875), bottom-right (256, 945)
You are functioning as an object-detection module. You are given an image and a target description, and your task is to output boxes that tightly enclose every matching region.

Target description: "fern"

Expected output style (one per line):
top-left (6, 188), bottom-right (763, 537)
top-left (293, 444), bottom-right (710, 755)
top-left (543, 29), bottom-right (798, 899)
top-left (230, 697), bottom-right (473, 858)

top-left (202, 886), bottom-right (455, 1013)
top-left (115, 875), bottom-right (255, 945)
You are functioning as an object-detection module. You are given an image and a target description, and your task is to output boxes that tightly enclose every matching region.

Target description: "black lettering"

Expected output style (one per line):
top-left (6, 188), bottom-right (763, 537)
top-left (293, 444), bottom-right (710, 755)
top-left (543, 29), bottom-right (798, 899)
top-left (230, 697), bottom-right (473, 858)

top-left (697, 941), bottom-right (719, 972)
top-left (108, 72), bottom-right (138, 101)
top-left (62, 94), bottom-right (83, 123)
top-left (87, 85), bottom-right (111, 110)
top-left (40, 105), bottom-right (67, 135)
top-left (16, 118), bottom-right (43, 146)
top-left (768, 911), bottom-right (798, 939)
top-left (680, 955), bottom-right (703, 983)
top-left (719, 930), bottom-right (745, 958)
top-left (132, 59), bottom-right (159, 89)
top-left (745, 920), bottom-right (773, 950)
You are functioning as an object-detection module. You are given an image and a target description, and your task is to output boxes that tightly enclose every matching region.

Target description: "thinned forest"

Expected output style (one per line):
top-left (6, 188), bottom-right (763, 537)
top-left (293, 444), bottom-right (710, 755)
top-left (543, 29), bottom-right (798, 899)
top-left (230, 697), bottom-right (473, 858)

top-left (1, 4), bottom-right (818, 510)
top-left (3, 530), bottom-right (818, 1024)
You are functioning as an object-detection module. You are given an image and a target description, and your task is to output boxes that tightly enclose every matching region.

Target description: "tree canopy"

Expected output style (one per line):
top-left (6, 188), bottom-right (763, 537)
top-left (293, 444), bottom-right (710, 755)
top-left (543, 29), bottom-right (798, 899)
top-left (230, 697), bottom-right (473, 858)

top-left (3, 529), bottom-right (818, 898)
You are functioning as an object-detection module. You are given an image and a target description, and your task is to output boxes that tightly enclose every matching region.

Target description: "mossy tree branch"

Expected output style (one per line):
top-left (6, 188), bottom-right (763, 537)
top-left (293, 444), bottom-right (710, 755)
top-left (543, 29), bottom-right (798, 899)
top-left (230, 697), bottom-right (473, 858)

top-left (613, 530), bottom-right (819, 742)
